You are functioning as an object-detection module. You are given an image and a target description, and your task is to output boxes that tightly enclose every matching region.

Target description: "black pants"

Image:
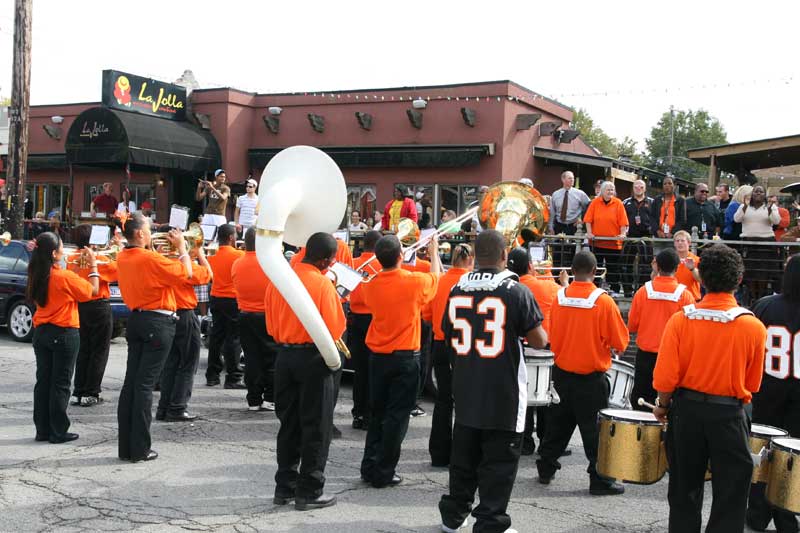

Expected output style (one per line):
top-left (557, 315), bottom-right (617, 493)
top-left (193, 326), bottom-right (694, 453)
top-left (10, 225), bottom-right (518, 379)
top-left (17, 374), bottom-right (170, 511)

top-left (592, 245), bottom-right (622, 290)
top-left (33, 325), bottom-right (80, 440)
top-left (439, 423), bottom-right (523, 533)
top-left (418, 320), bottom-right (433, 398)
top-left (347, 313), bottom-right (372, 419)
top-left (552, 222), bottom-right (579, 268)
top-left (118, 311), bottom-right (176, 461)
top-left (73, 299), bottom-right (113, 398)
top-left (239, 311), bottom-right (276, 406)
top-left (206, 297), bottom-right (243, 384)
top-left (429, 340), bottom-right (454, 465)
top-left (361, 352), bottom-right (419, 485)
top-left (523, 406), bottom-right (548, 450)
top-left (157, 310), bottom-right (200, 416)
top-left (631, 348), bottom-right (658, 412)
top-left (536, 367), bottom-right (608, 482)
top-left (748, 375), bottom-right (800, 533)
top-left (621, 239), bottom-right (653, 294)
top-left (666, 394), bottom-right (752, 533)
top-left (274, 346), bottom-right (334, 499)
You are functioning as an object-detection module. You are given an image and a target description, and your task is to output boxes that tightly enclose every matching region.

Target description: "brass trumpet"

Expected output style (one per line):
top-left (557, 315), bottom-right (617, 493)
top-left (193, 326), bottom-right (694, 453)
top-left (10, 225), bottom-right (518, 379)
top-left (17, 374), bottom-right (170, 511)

top-left (64, 247), bottom-right (113, 269)
top-left (0, 232), bottom-right (10, 246)
top-left (151, 223), bottom-right (204, 256)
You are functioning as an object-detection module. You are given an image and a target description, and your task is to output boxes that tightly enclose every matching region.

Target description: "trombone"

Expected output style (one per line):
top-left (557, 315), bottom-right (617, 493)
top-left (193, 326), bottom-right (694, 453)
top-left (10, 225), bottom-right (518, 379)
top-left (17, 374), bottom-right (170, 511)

top-left (531, 261), bottom-right (607, 281)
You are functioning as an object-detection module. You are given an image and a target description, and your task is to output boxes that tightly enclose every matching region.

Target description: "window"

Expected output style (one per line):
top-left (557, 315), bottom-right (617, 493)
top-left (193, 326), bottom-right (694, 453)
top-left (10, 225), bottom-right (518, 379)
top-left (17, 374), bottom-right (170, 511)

top-left (0, 244), bottom-right (23, 272)
top-left (12, 244), bottom-right (28, 273)
top-left (27, 184), bottom-right (69, 220)
top-left (441, 185), bottom-right (479, 216)
top-left (346, 185), bottom-right (377, 228)
top-left (129, 184), bottom-right (155, 211)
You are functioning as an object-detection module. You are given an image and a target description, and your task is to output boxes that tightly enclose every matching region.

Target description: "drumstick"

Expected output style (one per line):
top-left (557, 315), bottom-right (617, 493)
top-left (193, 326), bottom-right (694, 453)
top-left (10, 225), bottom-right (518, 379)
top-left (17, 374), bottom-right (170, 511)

top-left (637, 397), bottom-right (657, 410)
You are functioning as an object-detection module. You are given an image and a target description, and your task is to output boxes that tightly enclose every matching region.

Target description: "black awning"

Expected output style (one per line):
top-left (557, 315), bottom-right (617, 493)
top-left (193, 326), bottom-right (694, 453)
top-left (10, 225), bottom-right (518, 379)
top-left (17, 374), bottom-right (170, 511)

top-left (534, 147), bottom-right (613, 168)
top-left (248, 144), bottom-right (494, 169)
top-left (65, 107), bottom-right (221, 173)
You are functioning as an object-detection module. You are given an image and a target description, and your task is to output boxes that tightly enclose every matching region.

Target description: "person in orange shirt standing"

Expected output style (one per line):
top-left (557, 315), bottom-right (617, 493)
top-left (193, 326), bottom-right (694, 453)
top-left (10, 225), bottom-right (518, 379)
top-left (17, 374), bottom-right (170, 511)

top-left (652, 245), bottom-right (766, 532)
top-left (627, 248), bottom-right (695, 411)
top-left (536, 250), bottom-right (629, 495)
top-left (156, 244), bottom-right (212, 422)
top-left (347, 230), bottom-right (382, 430)
top-left (584, 181), bottom-right (629, 296)
top-left (116, 213), bottom-right (193, 462)
top-left (673, 230), bottom-right (702, 300)
top-left (68, 224), bottom-right (118, 407)
top-left (403, 247), bottom-right (433, 418)
top-left (265, 232), bottom-right (346, 510)
top-left (206, 224), bottom-right (245, 388)
top-left (360, 234), bottom-right (440, 488)
top-left (232, 227), bottom-right (276, 412)
top-left (28, 232), bottom-right (99, 444)
top-left (422, 242), bottom-right (474, 467)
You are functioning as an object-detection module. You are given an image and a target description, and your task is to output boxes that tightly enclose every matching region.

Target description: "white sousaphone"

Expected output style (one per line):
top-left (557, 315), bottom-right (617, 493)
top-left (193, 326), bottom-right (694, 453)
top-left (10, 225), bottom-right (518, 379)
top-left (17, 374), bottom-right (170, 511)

top-left (254, 146), bottom-right (347, 370)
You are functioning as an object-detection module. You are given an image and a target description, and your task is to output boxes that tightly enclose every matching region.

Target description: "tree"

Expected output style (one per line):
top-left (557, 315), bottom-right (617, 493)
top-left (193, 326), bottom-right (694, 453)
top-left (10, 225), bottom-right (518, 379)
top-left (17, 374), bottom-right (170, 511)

top-left (572, 109), bottom-right (643, 163)
top-left (644, 108), bottom-right (727, 181)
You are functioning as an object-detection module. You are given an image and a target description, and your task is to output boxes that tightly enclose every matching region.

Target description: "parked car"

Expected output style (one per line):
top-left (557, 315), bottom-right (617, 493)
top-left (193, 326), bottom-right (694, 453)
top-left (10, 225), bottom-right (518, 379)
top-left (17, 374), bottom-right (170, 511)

top-left (0, 240), bottom-right (129, 342)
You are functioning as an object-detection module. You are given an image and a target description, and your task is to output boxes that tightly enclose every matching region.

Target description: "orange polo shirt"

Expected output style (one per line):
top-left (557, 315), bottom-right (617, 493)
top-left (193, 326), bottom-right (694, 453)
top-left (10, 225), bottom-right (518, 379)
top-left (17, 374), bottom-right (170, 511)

top-left (584, 196), bottom-right (629, 250)
top-left (264, 262), bottom-right (346, 344)
top-left (628, 276), bottom-right (695, 353)
top-left (402, 258), bottom-right (432, 273)
top-left (290, 239), bottom-right (355, 268)
top-left (117, 246), bottom-right (188, 312)
top-left (208, 246), bottom-right (245, 299)
top-left (349, 252), bottom-right (380, 315)
top-left (33, 266), bottom-right (95, 328)
top-left (363, 268), bottom-right (437, 353)
top-left (653, 293), bottom-right (766, 402)
top-left (232, 251), bottom-right (271, 313)
top-left (174, 264), bottom-right (211, 311)
top-left (519, 274), bottom-right (560, 334)
top-left (675, 253), bottom-right (701, 300)
top-left (422, 267), bottom-right (468, 341)
top-left (66, 255), bottom-right (118, 301)
top-left (549, 281), bottom-right (629, 374)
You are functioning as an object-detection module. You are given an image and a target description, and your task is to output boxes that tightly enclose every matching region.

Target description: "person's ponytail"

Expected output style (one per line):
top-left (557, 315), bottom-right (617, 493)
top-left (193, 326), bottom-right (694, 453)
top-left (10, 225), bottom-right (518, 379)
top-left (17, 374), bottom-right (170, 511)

top-left (26, 232), bottom-right (60, 307)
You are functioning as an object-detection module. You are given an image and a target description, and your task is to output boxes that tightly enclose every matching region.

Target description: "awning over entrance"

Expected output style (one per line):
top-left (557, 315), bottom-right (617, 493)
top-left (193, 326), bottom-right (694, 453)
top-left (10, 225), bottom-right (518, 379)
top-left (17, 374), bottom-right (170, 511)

top-left (248, 144), bottom-right (494, 169)
top-left (533, 147), bottom-right (613, 168)
top-left (688, 134), bottom-right (800, 172)
top-left (65, 107), bottom-right (221, 173)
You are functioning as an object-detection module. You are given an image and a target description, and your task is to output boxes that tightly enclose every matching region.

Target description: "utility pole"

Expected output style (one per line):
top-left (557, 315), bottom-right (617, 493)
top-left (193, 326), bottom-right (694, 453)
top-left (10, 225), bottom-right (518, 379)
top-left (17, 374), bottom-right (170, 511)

top-left (6, 0), bottom-right (32, 239)
top-left (667, 105), bottom-right (675, 169)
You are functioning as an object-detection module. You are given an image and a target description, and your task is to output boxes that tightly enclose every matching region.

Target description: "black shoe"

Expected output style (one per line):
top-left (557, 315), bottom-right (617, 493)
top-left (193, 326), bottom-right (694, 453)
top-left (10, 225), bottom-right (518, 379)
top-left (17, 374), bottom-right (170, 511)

top-left (164, 412), bottom-right (197, 422)
top-left (538, 474), bottom-right (554, 485)
top-left (352, 416), bottom-right (367, 430)
top-left (34, 433), bottom-right (49, 442)
top-left (410, 405), bottom-right (426, 417)
top-left (331, 425), bottom-right (342, 439)
top-left (431, 460), bottom-right (449, 468)
top-left (744, 510), bottom-right (768, 532)
top-left (372, 474), bottom-right (402, 488)
top-left (153, 383), bottom-right (160, 392)
top-left (273, 494), bottom-right (295, 506)
top-left (206, 379), bottom-right (220, 387)
top-left (560, 449), bottom-right (572, 457)
top-left (49, 432), bottom-right (79, 444)
top-left (521, 438), bottom-right (536, 456)
top-left (131, 449), bottom-right (159, 462)
top-left (223, 382), bottom-right (246, 389)
top-left (589, 480), bottom-right (625, 496)
top-left (295, 494), bottom-right (337, 511)
top-left (155, 411), bottom-right (166, 421)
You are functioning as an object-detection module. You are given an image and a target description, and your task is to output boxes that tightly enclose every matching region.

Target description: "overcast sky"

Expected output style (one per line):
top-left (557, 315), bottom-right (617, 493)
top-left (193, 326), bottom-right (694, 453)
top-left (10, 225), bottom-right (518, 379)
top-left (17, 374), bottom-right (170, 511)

top-left (0, 0), bottom-right (797, 153)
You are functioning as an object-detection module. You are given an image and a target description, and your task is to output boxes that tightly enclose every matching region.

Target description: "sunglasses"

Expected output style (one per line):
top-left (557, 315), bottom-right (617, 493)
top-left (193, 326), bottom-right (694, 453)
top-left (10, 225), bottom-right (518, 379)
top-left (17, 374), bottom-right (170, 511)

top-left (246, 185), bottom-right (255, 188)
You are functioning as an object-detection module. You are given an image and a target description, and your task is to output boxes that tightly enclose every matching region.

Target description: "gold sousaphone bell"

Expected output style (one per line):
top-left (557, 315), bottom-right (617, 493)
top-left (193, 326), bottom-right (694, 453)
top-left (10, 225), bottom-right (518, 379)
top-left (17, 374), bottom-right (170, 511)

top-left (478, 181), bottom-right (549, 247)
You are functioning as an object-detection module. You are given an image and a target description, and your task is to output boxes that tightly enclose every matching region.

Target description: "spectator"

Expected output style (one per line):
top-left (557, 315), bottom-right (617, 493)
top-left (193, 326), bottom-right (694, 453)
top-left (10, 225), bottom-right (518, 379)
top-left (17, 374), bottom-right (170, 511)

top-left (622, 180), bottom-right (654, 294)
top-left (723, 185), bottom-right (752, 240)
top-left (140, 201), bottom-right (155, 221)
top-left (24, 190), bottom-right (33, 219)
top-left (549, 171), bottom-right (591, 267)
top-left (716, 183), bottom-right (732, 211)
top-left (195, 169), bottom-right (231, 227)
top-left (90, 183), bottom-right (118, 218)
top-left (116, 188), bottom-right (136, 214)
top-left (735, 184), bottom-right (782, 298)
top-left (593, 179), bottom-right (605, 198)
top-left (371, 211), bottom-right (383, 231)
top-left (685, 183), bottom-right (722, 238)
top-left (770, 195), bottom-right (791, 241)
top-left (650, 176), bottom-right (687, 241)
top-left (348, 210), bottom-right (369, 232)
top-left (673, 230), bottom-right (701, 300)
top-left (381, 186), bottom-right (417, 232)
top-left (584, 181), bottom-right (629, 296)
top-left (234, 178), bottom-right (259, 233)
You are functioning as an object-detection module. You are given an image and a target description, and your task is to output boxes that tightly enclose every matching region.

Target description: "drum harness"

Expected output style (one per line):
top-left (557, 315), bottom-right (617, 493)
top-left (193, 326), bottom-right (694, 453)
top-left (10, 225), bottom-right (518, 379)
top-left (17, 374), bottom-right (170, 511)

top-left (644, 282), bottom-right (686, 302)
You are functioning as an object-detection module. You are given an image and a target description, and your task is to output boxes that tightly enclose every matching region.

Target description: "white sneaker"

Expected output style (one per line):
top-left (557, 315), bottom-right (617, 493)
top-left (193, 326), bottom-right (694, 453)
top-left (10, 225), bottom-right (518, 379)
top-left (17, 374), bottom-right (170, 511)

top-left (247, 405), bottom-right (262, 412)
top-left (262, 401), bottom-right (276, 411)
top-left (441, 517), bottom-right (470, 532)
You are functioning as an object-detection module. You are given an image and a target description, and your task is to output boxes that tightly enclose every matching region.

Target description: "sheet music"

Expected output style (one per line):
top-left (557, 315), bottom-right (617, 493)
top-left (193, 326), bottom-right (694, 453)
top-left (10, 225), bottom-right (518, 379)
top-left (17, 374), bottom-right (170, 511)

top-left (200, 224), bottom-right (217, 242)
top-left (169, 205), bottom-right (190, 230)
top-left (89, 225), bottom-right (110, 246)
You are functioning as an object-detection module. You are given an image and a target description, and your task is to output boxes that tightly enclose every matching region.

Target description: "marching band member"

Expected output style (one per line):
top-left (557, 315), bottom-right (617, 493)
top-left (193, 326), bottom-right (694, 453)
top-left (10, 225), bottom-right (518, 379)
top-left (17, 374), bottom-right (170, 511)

top-left (347, 230), bottom-right (382, 430)
top-left (156, 244), bottom-right (212, 422)
top-left (404, 247), bottom-right (433, 418)
top-left (117, 212), bottom-right (193, 462)
top-left (422, 242), bottom-right (474, 467)
top-left (266, 232), bottom-right (345, 510)
top-left (536, 250), bottom-right (629, 495)
top-left (746, 254), bottom-right (800, 533)
top-left (653, 244), bottom-right (766, 532)
top-left (206, 224), bottom-right (245, 388)
top-left (232, 227), bottom-right (277, 412)
top-left (627, 248), bottom-right (694, 411)
top-left (68, 224), bottom-right (118, 407)
top-left (360, 234), bottom-right (440, 488)
top-left (439, 230), bottom-right (546, 533)
top-left (673, 230), bottom-right (702, 300)
top-left (29, 232), bottom-right (99, 443)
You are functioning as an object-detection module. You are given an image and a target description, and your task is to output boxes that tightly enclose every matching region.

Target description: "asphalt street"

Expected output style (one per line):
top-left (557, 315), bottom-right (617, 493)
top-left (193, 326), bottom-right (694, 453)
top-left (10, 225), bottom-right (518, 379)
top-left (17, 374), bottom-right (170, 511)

top-left (0, 331), bottom-right (769, 532)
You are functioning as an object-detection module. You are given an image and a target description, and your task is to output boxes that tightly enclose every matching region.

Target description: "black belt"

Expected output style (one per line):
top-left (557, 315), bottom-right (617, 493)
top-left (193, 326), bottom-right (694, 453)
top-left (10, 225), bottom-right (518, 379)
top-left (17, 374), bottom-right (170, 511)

top-left (373, 350), bottom-right (420, 359)
top-left (675, 388), bottom-right (742, 407)
top-left (279, 343), bottom-right (316, 350)
top-left (240, 311), bottom-right (265, 317)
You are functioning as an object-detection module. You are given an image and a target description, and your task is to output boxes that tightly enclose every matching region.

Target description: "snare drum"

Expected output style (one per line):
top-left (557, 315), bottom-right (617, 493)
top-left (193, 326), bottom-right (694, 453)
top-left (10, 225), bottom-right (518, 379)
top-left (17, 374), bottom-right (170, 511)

top-left (596, 409), bottom-right (667, 484)
top-left (606, 359), bottom-right (635, 409)
top-left (524, 349), bottom-right (554, 406)
top-left (751, 424), bottom-right (788, 483)
top-left (766, 437), bottom-right (800, 513)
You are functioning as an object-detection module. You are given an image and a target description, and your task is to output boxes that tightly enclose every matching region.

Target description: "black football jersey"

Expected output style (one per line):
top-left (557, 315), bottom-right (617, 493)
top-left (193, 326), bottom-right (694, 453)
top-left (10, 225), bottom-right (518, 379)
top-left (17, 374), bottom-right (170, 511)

top-left (753, 294), bottom-right (800, 381)
top-left (442, 268), bottom-right (543, 432)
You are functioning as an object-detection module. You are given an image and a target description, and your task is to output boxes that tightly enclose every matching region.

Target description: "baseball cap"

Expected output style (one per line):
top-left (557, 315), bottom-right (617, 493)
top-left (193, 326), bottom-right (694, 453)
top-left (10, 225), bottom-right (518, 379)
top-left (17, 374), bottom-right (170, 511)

top-left (519, 178), bottom-right (534, 187)
top-left (506, 248), bottom-right (530, 275)
top-left (416, 191), bottom-right (424, 200)
top-left (214, 169), bottom-right (226, 177)
top-left (246, 178), bottom-right (258, 187)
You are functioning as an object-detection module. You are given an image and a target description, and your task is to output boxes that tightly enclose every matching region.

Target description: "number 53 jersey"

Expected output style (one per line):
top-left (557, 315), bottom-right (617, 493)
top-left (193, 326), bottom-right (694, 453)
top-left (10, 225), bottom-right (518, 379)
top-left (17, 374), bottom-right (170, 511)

top-left (442, 269), bottom-right (543, 433)
top-left (754, 294), bottom-right (800, 382)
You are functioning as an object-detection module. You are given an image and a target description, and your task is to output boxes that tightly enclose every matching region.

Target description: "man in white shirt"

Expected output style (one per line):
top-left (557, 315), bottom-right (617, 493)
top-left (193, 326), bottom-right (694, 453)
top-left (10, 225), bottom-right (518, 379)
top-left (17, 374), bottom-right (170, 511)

top-left (548, 171), bottom-right (590, 266)
top-left (235, 178), bottom-right (259, 234)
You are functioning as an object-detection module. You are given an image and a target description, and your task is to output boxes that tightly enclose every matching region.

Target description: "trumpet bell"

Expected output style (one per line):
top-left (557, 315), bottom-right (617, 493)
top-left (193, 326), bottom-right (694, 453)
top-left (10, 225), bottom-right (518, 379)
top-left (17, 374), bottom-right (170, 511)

top-left (0, 232), bottom-right (10, 246)
top-left (479, 182), bottom-right (550, 247)
top-left (396, 218), bottom-right (420, 246)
